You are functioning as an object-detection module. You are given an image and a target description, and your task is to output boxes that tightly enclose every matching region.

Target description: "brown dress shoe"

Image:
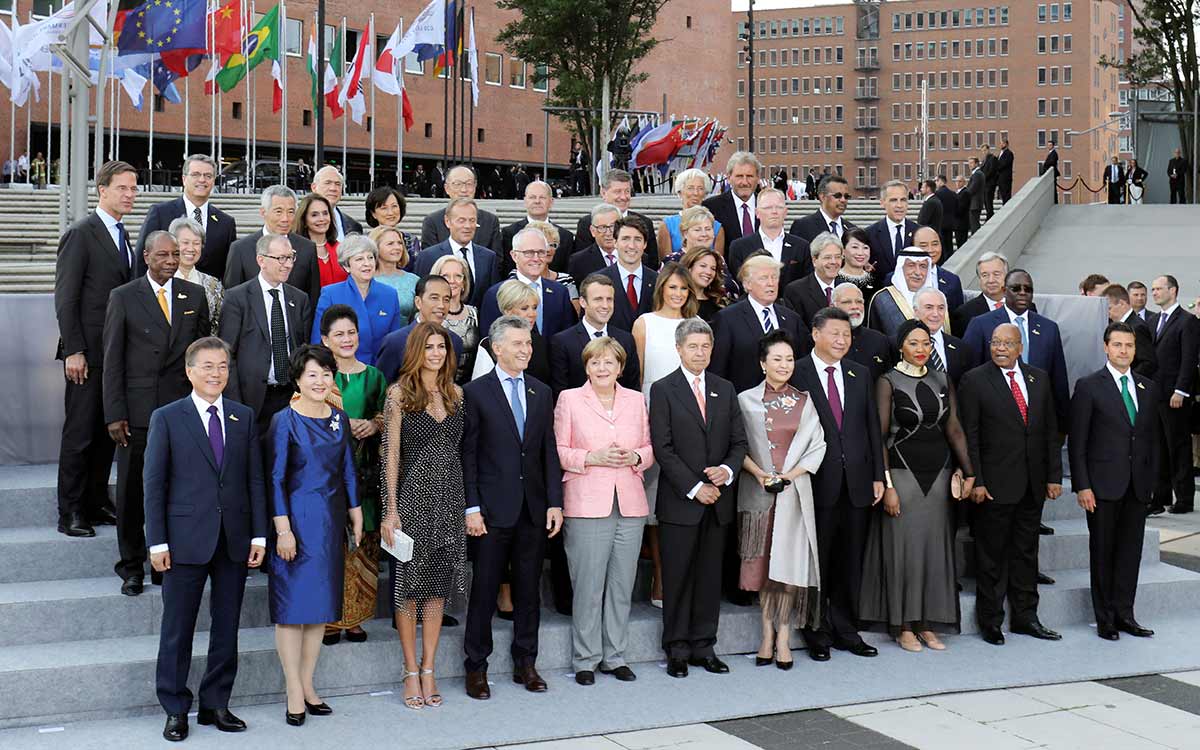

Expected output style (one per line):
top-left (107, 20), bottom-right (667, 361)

top-left (465, 670), bottom-right (490, 700)
top-left (513, 664), bottom-right (548, 692)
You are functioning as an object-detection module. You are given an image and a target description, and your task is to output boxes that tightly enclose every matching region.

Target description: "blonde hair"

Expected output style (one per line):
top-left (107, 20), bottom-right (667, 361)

top-left (429, 254), bottom-right (472, 300)
top-left (582, 336), bottom-right (628, 374)
top-left (526, 219), bottom-right (560, 248)
top-left (738, 254), bottom-right (783, 283)
top-left (496, 278), bottom-right (539, 313)
top-left (673, 168), bottom-right (712, 195)
top-left (368, 225), bottom-right (408, 268)
top-left (678, 205), bottom-right (716, 249)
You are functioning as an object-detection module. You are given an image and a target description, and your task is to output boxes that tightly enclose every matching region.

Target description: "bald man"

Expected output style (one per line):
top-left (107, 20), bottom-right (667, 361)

top-left (311, 166), bottom-right (363, 240)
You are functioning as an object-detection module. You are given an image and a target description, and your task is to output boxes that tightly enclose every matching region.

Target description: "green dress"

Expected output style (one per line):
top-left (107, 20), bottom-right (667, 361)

top-left (336, 366), bottom-right (389, 531)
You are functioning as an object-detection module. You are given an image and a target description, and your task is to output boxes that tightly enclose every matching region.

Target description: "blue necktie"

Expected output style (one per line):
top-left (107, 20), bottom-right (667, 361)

top-left (207, 405), bottom-right (224, 467)
top-left (508, 377), bottom-right (525, 440)
top-left (529, 282), bottom-right (544, 333)
top-left (1015, 317), bottom-right (1029, 363)
top-left (115, 221), bottom-right (131, 270)
top-left (762, 306), bottom-right (774, 332)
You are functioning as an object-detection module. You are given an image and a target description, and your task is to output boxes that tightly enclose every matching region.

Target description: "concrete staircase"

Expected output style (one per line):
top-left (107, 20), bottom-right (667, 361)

top-left (0, 463), bottom-right (1197, 729)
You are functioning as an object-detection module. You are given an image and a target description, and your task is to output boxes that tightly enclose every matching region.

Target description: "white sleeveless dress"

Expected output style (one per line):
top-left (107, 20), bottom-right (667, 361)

top-left (638, 312), bottom-right (684, 521)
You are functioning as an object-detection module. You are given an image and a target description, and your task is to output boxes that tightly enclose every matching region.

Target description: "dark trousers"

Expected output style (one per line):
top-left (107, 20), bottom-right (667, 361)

top-left (659, 506), bottom-right (725, 660)
top-left (954, 221), bottom-right (970, 249)
top-left (999, 180), bottom-right (1013, 204)
top-left (1154, 403), bottom-right (1194, 510)
top-left (57, 368), bottom-right (116, 519)
top-left (257, 384), bottom-right (295, 433)
top-left (985, 182), bottom-right (997, 219)
top-left (968, 209), bottom-right (982, 235)
top-left (1170, 180), bottom-right (1186, 204)
top-left (114, 427), bottom-right (149, 580)
top-left (546, 532), bottom-right (573, 614)
top-left (802, 490), bottom-right (870, 649)
top-left (156, 527), bottom-right (248, 715)
top-left (464, 507), bottom-right (546, 673)
top-left (940, 228), bottom-right (956, 260)
top-left (1107, 186), bottom-right (1124, 204)
top-left (973, 489), bottom-right (1043, 629)
top-left (1086, 485), bottom-right (1147, 628)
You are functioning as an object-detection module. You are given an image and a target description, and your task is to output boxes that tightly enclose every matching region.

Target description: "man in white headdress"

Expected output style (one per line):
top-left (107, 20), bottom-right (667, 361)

top-left (867, 247), bottom-right (934, 340)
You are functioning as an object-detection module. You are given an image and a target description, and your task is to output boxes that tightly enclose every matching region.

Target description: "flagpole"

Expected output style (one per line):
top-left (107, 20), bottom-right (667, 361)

top-left (249, 0), bottom-right (257, 182)
top-left (396, 21), bottom-right (403, 188)
top-left (468, 7), bottom-right (474, 164)
top-left (280, 0), bottom-right (287, 180)
top-left (241, 0), bottom-right (249, 190)
top-left (450, 15), bottom-right (458, 164)
top-left (184, 73), bottom-right (190, 156)
top-left (149, 57), bottom-right (156, 190)
top-left (209, 0), bottom-right (216, 157)
top-left (114, 76), bottom-right (121, 161)
top-left (340, 17), bottom-right (346, 181)
top-left (47, 62), bottom-right (53, 185)
top-left (368, 12), bottom-right (375, 189)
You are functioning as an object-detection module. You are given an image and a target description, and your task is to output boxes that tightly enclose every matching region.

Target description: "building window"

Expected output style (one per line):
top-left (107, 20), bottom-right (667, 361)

top-left (232, 102), bottom-right (242, 120)
top-left (484, 53), bottom-right (502, 85)
top-left (1063, 66), bottom-right (1072, 84)
top-left (1064, 3), bottom-right (1072, 21)
top-left (285, 17), bottom-right (303, 56)
top-left (508, 58), bottom-right (526, 88)
top-left (1063, 97), bottom-right (1072, 115)
top-left (1038, 36), bottom-right (1046, 53)
top-left (1063, 34), bottom-right (1072, 52)
top-left (302, 110), bottom-right (312, 127)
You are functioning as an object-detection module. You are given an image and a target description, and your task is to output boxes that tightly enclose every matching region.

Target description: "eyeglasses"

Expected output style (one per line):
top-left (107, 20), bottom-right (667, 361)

top-left (1007, 284), bottom-right (1034, 293)
top-left (264, 253), bottom-right (297, 265)
top-left (515, 250), bottom-right (548, 258)
top-left (827, 192), bottom-right (851, 200)
top-left (592, 224), bottom-right (616, 234)
top-left (186, 172), bottom-right (215, 181)
top-left (446, 179), bottom-right (476, 189)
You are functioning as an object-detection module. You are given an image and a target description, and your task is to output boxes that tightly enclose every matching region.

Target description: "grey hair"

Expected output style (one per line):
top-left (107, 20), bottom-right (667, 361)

top-left (524, 179), bottom-right (552, 197)
top-left (142, 229), bottom-right (177, 252)
top-left (674, 317), bottom-right (713, 347)
top-left (601, 169), bottom-right (633, 189)
top-left (590, 202), bottom-right (620, 221)
top-left (337, 234), bottom-right (378, 271)
top-left (976, 251), bottom-right (1009, 273)
top-left (914, 288), bottom-right (947, 307)
top-left (832, 282), bottom-right (863, 302)
top-left (725, 150), bottom-right (761, 174)
top-left (809, 231), bottom-right (844, 259)
top-left (168, 216), bottom-right (205, 244)
top-left (445, 196), bottom-right (477, 217)
top-left (489, 314), bottom-right (532, 344)
top-left (260, 184), bottom-right (298, 211)
top-left (512, 226), bottom-right (550, 252)
top-left (673, 168), bottom-right (712, 194)
top-left (881, 179), bottom-right (908, 195)
top-left (255, 232), bottom-right (291, 257)
top-left (182, 154), bottom-right (218, 174)
top-left (312, 165), bottom-right (344, 184)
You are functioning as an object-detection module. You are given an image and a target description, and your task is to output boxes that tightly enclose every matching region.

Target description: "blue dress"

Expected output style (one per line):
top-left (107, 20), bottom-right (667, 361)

top-left (374, 271), bottom-right (420, 324)
top-left (662, 213), bottom-right (723, 254)
top-left (267, 407), bottom-right (360, 625)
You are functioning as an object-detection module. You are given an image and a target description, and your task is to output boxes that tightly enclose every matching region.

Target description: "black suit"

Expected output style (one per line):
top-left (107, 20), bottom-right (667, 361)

top-left (1103, 164), bottom-right (1127, 204)
top-left (935, 186), bottom-right (959, 255)
top-left (727, 232), bottom-right (812, 288)
top-left (954, 186), bottom-right (972, 246)
top-left (845, 326), bottom-right (892, 382)
top-left (649, 369), bottom-right (747, 660)
top-left (1069, 367), bottom-right (1160, 628)
top-left (997, 148), bottom-right (1015, 203)
top-left (332, 207), bottom-right (363, 239)
top-left (567, 244), bottom-right (612, 287)
top-left (500, 218), bottom-right (575, 274)
top-left (1149, 307), bottom-right (1199, 510)
top-left (54, 211), bottom-right (135, 522)
top-left (950, 294), bottom-right (1000, 340)
top-left (865, 217), bottom-right (919, 280)
top-left (701, 191), bottom-right (757, 247)
top-left (223, 231), bottom-right (321, 308)
top-left (711, 299), bottom-right (811, 393)
top-left (789, 210), bottom-right (855, 244)
top-left (1042, 149), bottom-right (1060, 203)
top-left (917, 194), bottom-right (943, 235)
top-left (548, 323), bottom-right (640, 396)
top-left (1168, 156), bottom-right (1189, 203)
top-left (574, 210), bottom-right (659, 269)
top-left (422, 206), bottom-right (502, 254)
top-left (935, 331), bottom-right (972, 387)
top-left (958, 362), bottom-right (1062, 630)
top-left (462, 371), bottom-right (563, 673)
top-left (966, 169), bottom-right (986, 233)
top-left (1117, 312), bottom-right (1158, 378)
top-left (783, 273), bottom-right (837, 328)
top-left (103, 276), bottom-right (210, 580)
top-left (982, 153), bottom-right (1000, 219)
top-left (598, 263), bottom-right (657, 332)
top-left (136, 198), bottom-right (237, 278)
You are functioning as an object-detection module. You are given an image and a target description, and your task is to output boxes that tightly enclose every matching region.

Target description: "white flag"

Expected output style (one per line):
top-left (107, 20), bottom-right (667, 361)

top-left (0, 17), bottom-right (13, 91)
top-left (393, 0), bottom-right (445, 60)
top-left (373, 23), bottom-right (403, 96)
top-left (467, 11), bottom-right (479, 106)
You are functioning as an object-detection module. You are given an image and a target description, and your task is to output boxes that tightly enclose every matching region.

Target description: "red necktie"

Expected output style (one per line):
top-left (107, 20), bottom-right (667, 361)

top-left (741, 203), bottom-right (753, 236)
top-left (824, 285), bottom-right (832, 305)
top-left (994, 300), bottom-right (1003, 310)
top-left (626, 273), bottom-right (638, 310)
top-left (826, 366), bottom-right (843, 430)
top-left (1007, 371), bottom-right (1028, 424)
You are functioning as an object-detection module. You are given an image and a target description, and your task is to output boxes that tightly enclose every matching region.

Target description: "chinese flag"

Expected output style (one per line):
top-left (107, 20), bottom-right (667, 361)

top-left (211, 0), bottom-right (244, 59)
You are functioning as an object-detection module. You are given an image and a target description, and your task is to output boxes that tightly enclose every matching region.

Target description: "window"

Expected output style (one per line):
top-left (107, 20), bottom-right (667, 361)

top-left (1050, 4), bottom-right (1059, 22)
top-left (1038, 4), bottom-right (1047, 22)
top-left (892, 43), bottom-right (901, 62)
top-left (532, 63), bottom-right (549, 92)
top-left (1000, 38), bottom-right (1009, 55)
top-left (1064, 3), bottom-right (1072, 21)
top-left (232, 102), bottom-right (242, 120)
top-left (405, 53), bottom-right (424, 75)
top-left (31, 0), bottom-right (64, 16)
top-left (285, 17), bottom-right (303, 56)
top-left (1050, 36), bottom-right (1059, 53)
top-left (1063, 35), bottom-right (1072, 52)
top-left (736, 79), bottom-right (745, 98)
top-left (484, 53), bottom-right (502, 85)
top-left (1063, 97), bottom-right (1072, 115)
top-left (1038, 37), bottom-right (1046, 54)
top-left (508, 58), bottom-right (526, 88)
top-left (1063, 66), bottom-right (1072, 84)
top-left (477, 128), bottom-right (485, 143)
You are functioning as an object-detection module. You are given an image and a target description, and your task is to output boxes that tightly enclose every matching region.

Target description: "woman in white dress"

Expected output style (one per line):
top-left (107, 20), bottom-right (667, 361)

top-left (631, 262), bottom-right (699, 606)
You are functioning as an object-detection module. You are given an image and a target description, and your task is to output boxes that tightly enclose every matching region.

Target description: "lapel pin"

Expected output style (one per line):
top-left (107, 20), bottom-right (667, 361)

top-left (228, 414), bottom-right (239, 422)
top-left (1032, 329), bottom-right (1041, 335)
top-left (1027, 375), bottom-right (1036, 382)
top-left (948, 343), bottom-right (957, 350)
top-left (848, 370), bottom-right (857, 378)
top-left (1137, 382), bottom-right (1146, 390)
top-left (183, 309), bottom-right (195, 315)
top-left (710, 392), bottom-right (718, 398)
top-left (379, 310), bottom-right (388, 316)
top-left (874, 356), bottom-right (883, 363)
top-left (527, 387), bottom-right (535, 396)
top-left (176, 293), bottom-right (187, 299)
top-left (288, 300), bottom-right (296, 307)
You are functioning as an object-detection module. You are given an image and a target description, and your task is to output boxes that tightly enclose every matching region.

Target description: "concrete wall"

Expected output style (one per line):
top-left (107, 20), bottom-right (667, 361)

top-left (944, 169), bottom-right (1055, 288)
top-left (0, 295), bottom-right (64, 465)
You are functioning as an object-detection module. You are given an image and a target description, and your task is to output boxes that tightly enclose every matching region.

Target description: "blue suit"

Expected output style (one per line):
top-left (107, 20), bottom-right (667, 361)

top-left (143, 395), bottom-right (266, 716)
top-left (866, 217), bottom-right (919, 279)
top-left (937, 267), bottom-right (966, 315)
top-left (310, 277), bottom-right (402, 366)
top-left (479, 276), bottom-right (577, 340)
top-left (375, 321), bottom-right (465, 383)
top-left (962, 307), bottom-right (1070, 427)
top-left (413, 240), bottom-right (500, 308)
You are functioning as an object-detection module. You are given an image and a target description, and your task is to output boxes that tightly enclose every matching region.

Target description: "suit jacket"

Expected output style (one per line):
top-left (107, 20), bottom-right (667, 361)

top-left (574, 210), bottom-right (659, 269)
top-left (1168, 157), bottom-right (1189, 182)
top-left (1041, 149), bottom-right (1059, 177)
top-left (1103, 165), bottom-right (1127, 189)
top-left (997, 148), bottom-right (1015, 186)
top-left (711, 299), bottom-right (812, 393)
top-left (333, 207), bottom-right (364, 239)
top-left (938, 331), bottom-right (972, 387)
top-left (223, 231), bottom-right (321, 308)
top-left (958, 362), bottom-right (1062, 503)
top-left (1127, 166), bottom-right (1149, 187)
top-left (1150, 306), bottom-right (1200, 401)
top-left (376, 322), bottom-right (465, 383)
top-left (846, 325), bottom-right (893, 382)
top-left (421, 206), bottom-right (502, 254)
top-left (599, 263), bottom-right (657, 332)
top-left (102, 277), bottom-right (210, 429)
top-left (789, 210), bottom-right (856, 244)
top-left (961, 307), bottom-right (1070, 427)
top-left (54, 212), bottom-right (135, 365)
top-left (310, 278), bottom-right (402, 366)
top-left (701, 191), bottom-right (757, 246)
top-left (1069, 367), bottom-right (1160, 504)
top-left (500, 218), bottom-right (575, 273)
top-left (982, 153), bottom-right (1000, 186)
top-left (790, 355), bottom-right (885, 508)
top-left (412, 240), bottom-right (500, 308)
top-left (567, 244), bottom-right (612, 286)
top-left (548, 322), bottom-right (641, 395)
top-left (805, 174), bottom-right (818, 199)
top-left (727, 231), bottom-right (812, 287)
top-left (143, 396), bottom-right (267, 565)
top-left (966, 169), bottom-right (987, 211)
top-left (955, 187), bottom-right (972, 222)
top-left (917, 195), bottom-right (943, 234)
top-left (136, 197), bottom-right (237, 278)
top-left (950, 293), bottom-right (1001, 337)
top-left (648, 369), bottom-right (747, 525)
top-left (479, 276), bottom-right (576, 340)
top-left (1118, 312), bottom-right (1158, 378)
top-left (783, 273), bottom-right (837, 328)
top-left (935, 186), bottom-right (959, 230)
top-left (217, 279), bottom-right (312, 415)
top-left (866, 217), bottom-right (919, 278)
top-left (937, 267), bottom-right (965, 313)
top-left (462, 370), bottom-right (563, 528)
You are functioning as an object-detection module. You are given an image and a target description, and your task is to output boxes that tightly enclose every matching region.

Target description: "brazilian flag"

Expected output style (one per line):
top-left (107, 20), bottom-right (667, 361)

top-left (214, 5), bottom-right (280, 93)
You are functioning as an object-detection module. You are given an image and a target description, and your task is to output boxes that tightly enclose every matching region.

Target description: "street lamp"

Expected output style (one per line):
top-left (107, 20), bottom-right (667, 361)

top-left (746, 1), bottom-right (755, 151)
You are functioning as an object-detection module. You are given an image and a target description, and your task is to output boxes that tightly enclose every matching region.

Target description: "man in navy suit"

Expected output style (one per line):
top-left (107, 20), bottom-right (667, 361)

top-left (413, 198), bottom-right (500, 308)
top-left (782, 231), bottom-right (842, 327)
top-left (222, 186), bottom-right (322, 306)
top-left (136, 154), bottom-right (237, 278)
top-left (566, 203), bottom-right (620, 283)
top-left (912, 226), bottom-right (964, 314)
top-left (962, 269), bottom-right (1070, 428)
top-left (549, 274), bottom-right (641, 395)
top-left (790, 174), bottom-right (856, 243)
top-left (1148, 275), bottom-right (1199, 514)
top-left (866, 180), bottom-right (919, 280)
top-left (480, 228), bottom-right (576, 338)
top-left (462, 316), bottom-right (564, 700)
top-left (913, 289), bottom-right (971, 386)
top-left (144, 337), bottom-right (267, 741)
top-left (728, 187), bottom-right (811, 286)
top-left (500, 180), bottom-right (576, 273)
top-left (598, 217), bottom-right (657, 332)
top-left (1070, 322), bottom-right (1160, 640)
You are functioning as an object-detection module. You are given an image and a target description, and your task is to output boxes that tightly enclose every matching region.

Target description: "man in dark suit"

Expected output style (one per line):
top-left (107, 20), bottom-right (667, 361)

top-left (966, 158), bottom-right (987, 234)
top-left (866, 180), bottom-right (919, 279)
top-left (550, 274), bottom-right (641, 395)
top-left (136, 154), bottom-right (237, 278)
top-left (310, 165), bottom-right (363, 240)
top-left (1128, 281), bottom-right (1151, 322)
top-left (217, 234), bottom-right (313, 432)
top-left (1168, 148), bottom-right (1189, 204)
top-left (1103, 285), bottom-right (1157, 378)
top-left (792, 308), bottom-right (885, 661)
top-left (1103, 157), bottom-right (1127, 204)
top-left (573, 169), bottom-right (659, 266)
top-left (413, 198), bottom-right (501, 308)
top-left (997, 139), bottom-right (1015, 204)
top-left (950, 252), bottom-right (1010, 335)
top-left (1148, 275), bottom-right (1199, 514)
top-left (954, 175), bottom-right (972, 247)
top-left (597, 217), bottom-right (657, 332)
top-left (567, 204), bottom-right (621, 283)
top-left (462, 316), bottom-right (564, 700)
top-left (649, 318), bottom-right (747, 677)
top-left (790, 174), bottom-right (856, 243)
top-left (103, 231), bottom-right (210, 595)
top-left (1070, 322), bottom-right (1160, 641)
top-left (421, 165), bottom-right (502, 251)
top-left (913, 289), bottom-right (971, 386)
top-left (727, 187), bottom-right (812, 286)
top-left (54, 160), bottom-right (139, 537)
top-left (374, 276), bottom-right (464, 382)
top-left (701, 150), bottom-right (761, 247)
top-left (480, 227), bottom-right (576, 338)
top-left (913, 226), bottom-right (965, 313)
top-left (981, 145), bottom-right (1000, 221)
top-left (500, 180), bottom-right (575, 273)
top-left (934, 176), bottom-right (959, 257)
top-left (144, 337), bottom-right (267, 742)
top-left (783, 231), bottom-right (842, 327)
top-left (959, 323), bottom-right (1064, 645)
top-left (916, 180), bottom-right (943, 236)
top-left (832, 283), bottom-right (893, 382)
top-left (1041, 140), bottom-right (1060, 204)
top-left (222, 185), bottom-right (321, 305)
top-left (805, 168), bottom-right (818, 200)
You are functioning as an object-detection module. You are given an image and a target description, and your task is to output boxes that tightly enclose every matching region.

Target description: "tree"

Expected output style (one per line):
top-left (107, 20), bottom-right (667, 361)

top-left (496, 0), bottom-right (669, 156)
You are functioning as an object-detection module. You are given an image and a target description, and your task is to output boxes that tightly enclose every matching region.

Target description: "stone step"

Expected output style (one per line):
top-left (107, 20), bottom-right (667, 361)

top-left (0, 526), bottom-right (121, 584)
top-left (956, 518), bottom-right (1159, 578)
top-left (0, 465), bottom-right (109, 529)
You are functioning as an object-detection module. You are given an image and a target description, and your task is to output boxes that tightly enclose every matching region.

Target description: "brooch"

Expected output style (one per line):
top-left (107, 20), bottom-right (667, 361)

top-left (229, 414), bottom-right (239, 422)
top-left (330, 412), bottom-right (341, 432)
top-left (379, 310), bottom-right (388, 316)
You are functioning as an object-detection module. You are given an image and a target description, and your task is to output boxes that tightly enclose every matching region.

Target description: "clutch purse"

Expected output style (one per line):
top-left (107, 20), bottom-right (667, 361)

top-left (382, 528), bottom-right (415, 563)
top-left (763, 477), bottom-right (792, 495)
top-left (951, 472), bottom-right (964, 500)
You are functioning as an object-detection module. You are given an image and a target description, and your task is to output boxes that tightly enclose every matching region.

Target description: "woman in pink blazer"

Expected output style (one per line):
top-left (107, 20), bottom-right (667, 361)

top-left (554, 337), bottom-right (654, 686)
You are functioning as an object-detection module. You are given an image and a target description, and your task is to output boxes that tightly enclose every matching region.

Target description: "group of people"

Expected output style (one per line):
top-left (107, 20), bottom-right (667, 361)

top-left (51, 150), bottom-right (1187, 743)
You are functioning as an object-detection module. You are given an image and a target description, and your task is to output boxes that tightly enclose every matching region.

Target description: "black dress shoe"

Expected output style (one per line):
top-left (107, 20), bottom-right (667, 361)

top-left (726, 591), bottom-right (757, 606)
top-left (1169, 504), bottom-right (1193, 515)
top-left (496, 609), bottom-right (514, 621)
top-left (981, 626), bottom-right (1005, 645)
top-left (574, 670), bottom-right (595, 685)
top-left (197, 708), bottom-right (246, 732)
top-left (163, 714), bottom-right (188, 742)
top-left (600, 665), bottom-right (637, 682)
top-left (1037, 572), bottom-right (1056, 585)
top-left (89, 505), bottom-right (118, 526)
top-left (1148, 505), bottom-right (1167, 516)
top-left (304, 700), bottom-right (333, 716)
top-left (345, 629), bottom-right (367, 643)
top-left (807, 645), bottom-right (831, 662)
top-left (688, 655), bottom-right (730, 674)
top-left (666, 658), bottom-right (689, 678)
top-left (322, 631), bottom-right (341, 645)
top-left (1039, 523), bottom-right (1055, 535)
top-left (57, 512), bottom-right (95, 537)
top-left (836, 641), bottom-right (879, 657)
top-left (1116, 619), bottom-right (1154, 637)
top-left (465, 670), bottom-right (490, 700)
top-left (1097, 625), bottom-right (1120, 641)
top-left (442, 613), bottom-right (460, 627)
top-left (121, 576), bottom-right (144, 596)
top-left (1011, 621), bottom-right (1062, 640)
top-left (285, 710), bottom-right (305, 726)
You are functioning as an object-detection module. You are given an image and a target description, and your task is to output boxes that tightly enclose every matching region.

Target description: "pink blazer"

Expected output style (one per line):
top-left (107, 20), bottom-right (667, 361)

top-left (554, 383), bottom-right (654, 518)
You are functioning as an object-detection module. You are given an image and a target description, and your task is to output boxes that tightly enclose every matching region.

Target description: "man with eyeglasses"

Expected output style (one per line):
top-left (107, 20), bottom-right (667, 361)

top-left (789, 174), bottom-right (857, 244)
top-left (480, 228), bottom-right (576, 339)
top-left (727, 187), bottom-right (811, 286)
top-left (136, 154), bottom-right (237, 278)
top-left (567, 203), bottom-right (622, 283)
top-left (572, 169), bottom-right (659, 267)
top-left (420, 165), bottom-right (503, 252)
top-left (311, 165), bottom-right (363, 240)
top-left (499, 180), bottom-right (576, 274)
top-left (223, 185), bottom-right (321, 305)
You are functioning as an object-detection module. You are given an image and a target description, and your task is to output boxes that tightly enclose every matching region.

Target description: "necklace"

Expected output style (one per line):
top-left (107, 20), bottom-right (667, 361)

top-left (895, 360), bottom-right (928, 377)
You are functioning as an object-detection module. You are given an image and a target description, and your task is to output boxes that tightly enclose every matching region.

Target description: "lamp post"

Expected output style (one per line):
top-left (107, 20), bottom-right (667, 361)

top-left (315, 0), bottom-right (325, 166)
top-left (747, 0), bottom-right (755, 152)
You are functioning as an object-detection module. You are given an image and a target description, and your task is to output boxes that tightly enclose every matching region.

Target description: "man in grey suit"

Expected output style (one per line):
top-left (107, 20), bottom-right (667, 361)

top-left (421, 165), bottom-right (502, 251)
top-left (222, 185), bottom-right (321, 305)
top-left (966, 157), bottom-right (986, 235)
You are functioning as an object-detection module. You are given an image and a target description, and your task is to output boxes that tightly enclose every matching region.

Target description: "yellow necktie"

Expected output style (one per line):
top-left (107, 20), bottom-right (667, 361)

top-left (157, 288), bottom-right (170, 324)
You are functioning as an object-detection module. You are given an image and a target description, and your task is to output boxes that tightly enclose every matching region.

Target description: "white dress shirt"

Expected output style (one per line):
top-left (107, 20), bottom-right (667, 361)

top-left (515, 271), bottom-right (543, 305)
top-left (582, 319), bottom-right (608, 339)
top-left (818, 208), bottom-right (845, 238)
top-left (930, 328), bottom-right (948, 368)
top-left (811, 352), bottom-right (845, 410)
top-left (96, 206), bottom-right (131, 266)
top-left (182, 196), bottom-right (210, 230)
top-left (1004, 305), bottom-right (1030, 330)
top-left (747, 295), bottom-right (780, 332)
top-left (886, 218), bottom-right (907, 256)
top-left (449, 238), bottom-right (478, 283)
top-left (680, 367), bottom-right (734, 499)
top-left (758, 228), bottom-right (785, 262)
top-left (257, 274), bottom-right (290, 385)
top-left (999, 362), bottom-right (1028, 404)
top-left (331, 207), bottom-right (347, 240)
top-left (147, 275), bottom-right (173, 320)
top-left (618, 263), bottom-right (642, 304)
top-left (1106, 361), bottom-right (1138, 411)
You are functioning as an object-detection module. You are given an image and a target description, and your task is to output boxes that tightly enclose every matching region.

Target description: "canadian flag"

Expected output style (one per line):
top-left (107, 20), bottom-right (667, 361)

top-left (374, 23), bottom-right (414, 132)
top-left (338, 24), bottom-right (371, 124)
top-left (271, 58), bottom-right (283, 113)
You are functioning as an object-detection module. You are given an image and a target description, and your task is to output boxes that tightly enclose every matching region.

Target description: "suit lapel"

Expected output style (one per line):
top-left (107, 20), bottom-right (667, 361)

top-left (181, 402), bottom-right (219, 472)
top-left (284, 287), bottom-right (304, 345)
top-left (133, 277), bottom-right (171, 339)
top-left (250, 282), bottom-right (271, 339)
top-left (90, 214), bottom-right (128, 279)
top-left (487, 371), bottom-right (525, 443)
top-left (672, 371), bottom-right (708, 431)
top-left (987, 366), bottom-right (1026, 427)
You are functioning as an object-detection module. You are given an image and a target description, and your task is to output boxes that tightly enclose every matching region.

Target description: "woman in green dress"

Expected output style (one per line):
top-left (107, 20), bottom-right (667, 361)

top-left (318, 303), bottom-right (389, 644)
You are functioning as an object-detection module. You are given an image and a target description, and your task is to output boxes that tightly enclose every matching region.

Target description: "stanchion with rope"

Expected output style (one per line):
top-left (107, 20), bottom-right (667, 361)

top-left (1054, 177), bottom-right (1106, 205)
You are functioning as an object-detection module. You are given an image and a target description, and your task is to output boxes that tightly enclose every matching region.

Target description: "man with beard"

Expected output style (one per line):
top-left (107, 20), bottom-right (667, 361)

top-left (832, 283), bottom-right (892, 382)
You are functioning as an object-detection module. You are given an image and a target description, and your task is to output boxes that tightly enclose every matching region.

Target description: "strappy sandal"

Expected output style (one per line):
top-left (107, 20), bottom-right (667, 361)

top-left (420, 668), bottom-right (443, 708)
top-left (401, 670), bottom-right (424, 710)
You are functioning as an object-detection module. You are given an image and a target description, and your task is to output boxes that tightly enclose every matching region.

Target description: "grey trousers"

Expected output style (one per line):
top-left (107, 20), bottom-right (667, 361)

top-left (563, 499), bottom-right (647, 673)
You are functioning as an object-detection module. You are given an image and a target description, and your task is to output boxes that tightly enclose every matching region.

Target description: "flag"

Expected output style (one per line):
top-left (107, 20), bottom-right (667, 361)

top-left (323, 24), bottom-right (343, 118)
top-left (210, 0), bottom-right (243, 58)
top-left (271, 58), bottom-right (283, 112)
top-left (401, 88), bottom-right (414, 131)
top-left (8, 16), bottom-right (38, 106)
top-left (629, 122), bottom-right (684, 169)
top-left (405, 0), bottom-right (449, 62)
top-left (466, 10), bottom-right (479, 106)
top-left (431, 0), bottom-right (461, 75)
top-left (0, 17), bottom-right (13, 93)
top-left (213, 4), bottom-right (278, 93)
top-left (338, 23), bottom-right (371, 124)
top-left (307, 22), bottom-right (320, 107)
top-left (373, 22), bottom-right (403, 95)
top-left (116, 0), bottom-right (207, 56)
top-left (121, 65), bottom-right (149, 110)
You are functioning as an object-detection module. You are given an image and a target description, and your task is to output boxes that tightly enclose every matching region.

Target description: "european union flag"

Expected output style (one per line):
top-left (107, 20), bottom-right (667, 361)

top-left (117, 0), bottom-right (207, 56)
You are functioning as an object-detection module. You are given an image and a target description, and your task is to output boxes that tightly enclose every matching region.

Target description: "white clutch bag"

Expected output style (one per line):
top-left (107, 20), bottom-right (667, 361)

top-left (382, 529), bottom-right (414, 563)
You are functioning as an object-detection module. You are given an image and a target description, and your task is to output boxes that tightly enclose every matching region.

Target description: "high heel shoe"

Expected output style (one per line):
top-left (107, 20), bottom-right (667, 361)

top-left (304, 700), bottom-right (333, 716)
top-left (420, 668), bottom-right (443, 708)
top-left (755, 655), bottom-right (774, 666)
top-left (285, 710), bottom-right (305, 726)
top-left (775, 658), bottom-right (794, 671)
top-left (402, 670), bottom-right (424, 711)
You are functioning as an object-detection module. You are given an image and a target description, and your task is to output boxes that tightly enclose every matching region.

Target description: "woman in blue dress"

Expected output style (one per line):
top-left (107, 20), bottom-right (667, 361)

top-left (268, 344), bottom-right (364, 726)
